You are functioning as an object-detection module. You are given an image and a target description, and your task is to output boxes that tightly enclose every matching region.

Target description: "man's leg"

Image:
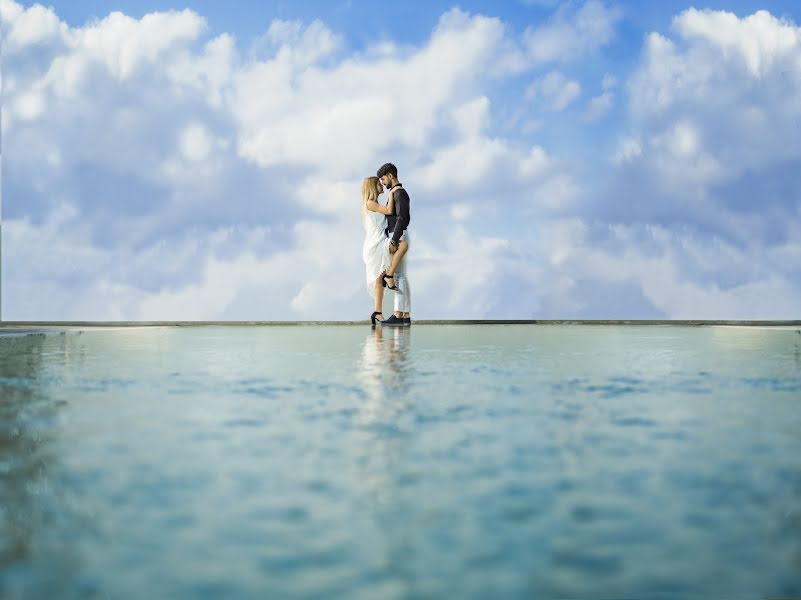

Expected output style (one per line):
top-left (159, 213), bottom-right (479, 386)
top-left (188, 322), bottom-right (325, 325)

top-left (393, 254), bottom-right (410, 321)
top-left (382, 237), bottom-right (410, 326)
top-left (393, 275), bottom-right (405, 317)
top-left (381, 283), bottom-right (406, 326)
top-left (401, 279), bottom-right (411, 322)
top-left (403, 278), bottom-right (411, 320)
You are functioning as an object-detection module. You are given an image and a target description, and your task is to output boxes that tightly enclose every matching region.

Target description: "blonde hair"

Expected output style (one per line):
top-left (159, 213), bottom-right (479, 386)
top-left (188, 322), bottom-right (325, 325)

top-left (361, 176), bottom-right (380, 222)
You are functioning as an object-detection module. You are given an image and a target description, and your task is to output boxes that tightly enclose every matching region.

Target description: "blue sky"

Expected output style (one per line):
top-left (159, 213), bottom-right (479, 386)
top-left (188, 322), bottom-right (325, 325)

top-left (2, 0), bottom-right (801, 320)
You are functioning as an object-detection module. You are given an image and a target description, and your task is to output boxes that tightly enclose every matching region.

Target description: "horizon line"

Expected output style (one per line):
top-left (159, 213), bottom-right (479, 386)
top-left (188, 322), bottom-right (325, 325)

top-left (1, 320), bottom-right (800, 328)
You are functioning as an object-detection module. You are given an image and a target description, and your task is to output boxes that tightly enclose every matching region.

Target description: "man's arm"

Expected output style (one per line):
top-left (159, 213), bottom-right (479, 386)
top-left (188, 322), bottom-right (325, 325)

top-left (390, 189), bottom-right (410, 244)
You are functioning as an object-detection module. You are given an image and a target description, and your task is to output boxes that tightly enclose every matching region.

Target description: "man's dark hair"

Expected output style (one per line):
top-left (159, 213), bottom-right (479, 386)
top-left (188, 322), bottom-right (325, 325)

top-left (376, 163), bottom-right (398, 178)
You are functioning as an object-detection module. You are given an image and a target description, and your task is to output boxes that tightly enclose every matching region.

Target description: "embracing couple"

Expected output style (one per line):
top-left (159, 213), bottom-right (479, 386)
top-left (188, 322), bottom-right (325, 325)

top-left (361, 162), bottom-right (411, 327)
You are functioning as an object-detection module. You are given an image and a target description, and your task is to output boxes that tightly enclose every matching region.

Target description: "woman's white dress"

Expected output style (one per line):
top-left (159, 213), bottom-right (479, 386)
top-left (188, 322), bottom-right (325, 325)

top-left (362, 208), bottom-right (390, 299)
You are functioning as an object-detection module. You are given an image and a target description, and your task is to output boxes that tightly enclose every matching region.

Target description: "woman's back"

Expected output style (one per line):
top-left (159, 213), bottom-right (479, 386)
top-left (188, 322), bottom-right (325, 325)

top-left (363, 209), bottom-right (386, 236)
top-left (362, 207), bottom-right (388, 290)
top-left (363, 209), bottom-right (387, 249)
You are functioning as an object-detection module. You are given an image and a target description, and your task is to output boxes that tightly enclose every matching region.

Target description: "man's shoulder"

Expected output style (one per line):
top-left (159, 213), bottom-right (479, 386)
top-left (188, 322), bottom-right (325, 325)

top-left (395, 187), bottom-right (410, 201)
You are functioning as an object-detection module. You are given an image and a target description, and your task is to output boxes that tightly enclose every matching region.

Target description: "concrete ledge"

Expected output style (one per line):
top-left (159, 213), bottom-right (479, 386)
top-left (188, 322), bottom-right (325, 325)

top-left (1, 320), bottom-right (800, 328)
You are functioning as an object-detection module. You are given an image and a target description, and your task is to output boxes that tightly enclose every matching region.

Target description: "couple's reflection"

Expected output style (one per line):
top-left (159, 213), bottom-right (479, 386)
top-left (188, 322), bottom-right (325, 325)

top-left (355, 323), bottom-right (414, 469)
top-left (358, 325), bottom-right (412, 408)
top-left (355, 327), bottom-right (419, 587)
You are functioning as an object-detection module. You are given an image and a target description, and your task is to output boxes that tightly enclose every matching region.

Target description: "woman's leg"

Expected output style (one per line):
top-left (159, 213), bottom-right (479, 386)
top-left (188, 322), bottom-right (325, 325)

top-left (383, 240), bottom-right (408, 287)
top-left (373, 273), bottom-right (385, 316)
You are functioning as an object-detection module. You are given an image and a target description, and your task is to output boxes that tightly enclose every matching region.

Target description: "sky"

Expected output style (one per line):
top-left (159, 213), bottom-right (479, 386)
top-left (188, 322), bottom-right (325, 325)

top-left (1, 0), bottom-right (800, 320)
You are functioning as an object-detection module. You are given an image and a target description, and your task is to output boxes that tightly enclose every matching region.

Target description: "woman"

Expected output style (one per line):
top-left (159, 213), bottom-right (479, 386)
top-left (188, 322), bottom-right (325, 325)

top-left (362, 176), bottom-right (394, 325)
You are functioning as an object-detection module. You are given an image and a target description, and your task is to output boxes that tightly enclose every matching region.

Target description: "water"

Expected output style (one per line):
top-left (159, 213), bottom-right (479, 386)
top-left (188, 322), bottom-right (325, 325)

top-left (1, 324), bottom-right (800, 598)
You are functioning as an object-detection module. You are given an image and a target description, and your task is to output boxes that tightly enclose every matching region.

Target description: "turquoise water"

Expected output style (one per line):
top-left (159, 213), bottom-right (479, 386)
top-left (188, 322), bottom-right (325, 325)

top-left (1, 324), bottom-right (800, 598)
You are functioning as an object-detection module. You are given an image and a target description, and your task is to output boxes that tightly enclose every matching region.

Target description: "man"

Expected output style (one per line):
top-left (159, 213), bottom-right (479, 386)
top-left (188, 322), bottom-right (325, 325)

top-left (376, 162), bottom-right (411, 327)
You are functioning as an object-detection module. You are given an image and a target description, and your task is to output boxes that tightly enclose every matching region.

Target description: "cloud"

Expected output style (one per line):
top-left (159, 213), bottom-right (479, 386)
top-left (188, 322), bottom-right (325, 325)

top-left (1, 2), bottom-right (561, 320)
top-left (518, 0), bottom-right (562, 7)
top-left (1, 1), bottom-right (67, 55)
top-left (523, 0), bottom-right (621, 64)
top-left (585, 73), bottom-right (617, 121)
top-left (673, 8), bottom-right (801, 78)
top-left (613, 137), bottom-right (642, 164)
top-left (1, 1), bottom-right (799, 321)
top-left (526, 70), bottom-right (582, 111)
top-left (232, 9), bottom-right (515, 175)
top-left (559, 223), bottom-right (801, 319)
top-left (616, 6), bottom-right (801, 245)
top-left (259, 18), bottom-right (342, 65)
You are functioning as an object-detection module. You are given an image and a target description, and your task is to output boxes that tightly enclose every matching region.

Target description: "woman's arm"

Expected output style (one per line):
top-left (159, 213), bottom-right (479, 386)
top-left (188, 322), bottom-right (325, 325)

top-left (365, 200), bottom-right (391, 215)
top-left (366, 191), bottom-right (395, 215)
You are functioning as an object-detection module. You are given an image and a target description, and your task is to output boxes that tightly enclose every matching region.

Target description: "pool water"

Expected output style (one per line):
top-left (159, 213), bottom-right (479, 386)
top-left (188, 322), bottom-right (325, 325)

top-left (1, 325), bottom-right (800, 598)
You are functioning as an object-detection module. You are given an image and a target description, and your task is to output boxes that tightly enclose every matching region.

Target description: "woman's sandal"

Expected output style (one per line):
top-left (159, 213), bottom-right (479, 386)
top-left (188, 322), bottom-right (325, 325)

top-left (382, 273), bottom-right (399, 291)
top-left (370, 311), bottom-right (384, 326)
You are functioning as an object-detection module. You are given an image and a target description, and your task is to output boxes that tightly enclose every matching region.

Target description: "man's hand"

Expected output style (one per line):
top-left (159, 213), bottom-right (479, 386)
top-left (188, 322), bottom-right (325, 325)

top-left (388, 241), bottom-right (398, 255)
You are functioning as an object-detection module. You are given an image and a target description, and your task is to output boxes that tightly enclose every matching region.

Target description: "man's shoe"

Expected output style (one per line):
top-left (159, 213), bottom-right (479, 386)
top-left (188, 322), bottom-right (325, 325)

top-left (403, 318), bottom-right (412, 326)
top-left (381, 315), bottom-right (405, 327)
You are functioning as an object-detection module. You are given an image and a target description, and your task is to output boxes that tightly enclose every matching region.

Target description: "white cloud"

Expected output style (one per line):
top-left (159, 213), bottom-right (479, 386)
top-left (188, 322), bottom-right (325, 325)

top-left (79, 10), bottom-right (207, 80)
top-left (452, 96), bottom-right (491, 137)
top-left (674, 8), bottom-right (801, 77)
top-left (517, 145), bottom-right (551, 178)
top-left (450, 204), bottom-right (473, 221)
top-left (258, 19), bottom-right (341, 66)
top-left (179, 124), bottom-right (213, 163)
top-left (13, 91), bottom-right (46, 121)
top-left (231, 9), bottom-right (514, 175)
top-left (630, 8), bottom-right (801, 163)
top-left (166, 33), bottom-right (237, 107)
top-left (1, 2), bottom-right (67, 55)
top-left (585, 73), bottom-right (617, 120)
top-left (0, 5), bottom-right (524, 326)
top-left (585, 91), bottom-right (613, 120)
top-left (2, 1), bottom-right (800, 321)
top-left (416, 137), bottom-right (509, 190)
top-left (560, 223), bottom-right (801, 319)
top-left (519, 0), bottom-right (561, 7)
top-left (523, 0), bottom-right (621, 64)
top-left (526, 70), bottom-right (582, 110)
top-left (620, 6), bottom-right (801, 246)
top-left (12, 8), bottom-right (208, 103)
top-left (613, 137), bottom-right (642, 164)
top-left (134, 215), bottom-right (367, 320)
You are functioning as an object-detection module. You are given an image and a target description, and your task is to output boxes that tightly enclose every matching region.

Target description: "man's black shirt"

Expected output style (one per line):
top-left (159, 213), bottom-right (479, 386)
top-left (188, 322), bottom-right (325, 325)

top-left (386, 186), bottom-right (410, 244)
